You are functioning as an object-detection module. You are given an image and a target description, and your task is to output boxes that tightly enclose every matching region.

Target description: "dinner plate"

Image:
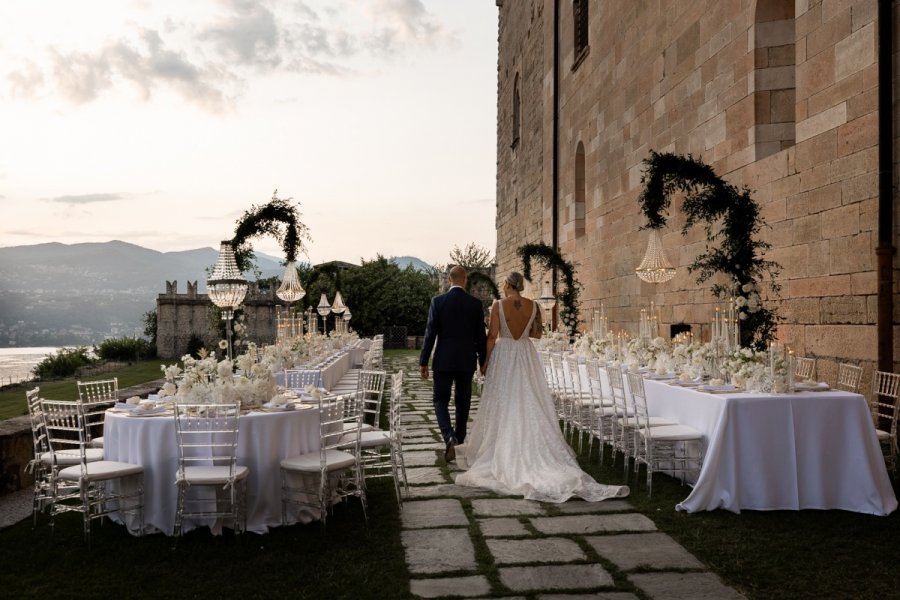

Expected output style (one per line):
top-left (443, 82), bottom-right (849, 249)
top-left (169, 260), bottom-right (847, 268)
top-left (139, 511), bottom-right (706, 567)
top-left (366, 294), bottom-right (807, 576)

top-left (126, 409), bottom-right (173, 418)
top-left (647, 373), bottom-right (678, 380)
top-left (793, 382), bottom-right (830, 392)
top-left (698, 384), bottom-right (738, 393)
top-left (668, 380), bottom-right (701, 387)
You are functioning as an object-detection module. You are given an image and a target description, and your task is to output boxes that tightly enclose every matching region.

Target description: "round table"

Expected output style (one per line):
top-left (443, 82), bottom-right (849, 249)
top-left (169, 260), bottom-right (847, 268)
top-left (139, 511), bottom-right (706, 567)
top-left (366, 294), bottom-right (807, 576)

top-left (104, 407), bottom-right (321, 535)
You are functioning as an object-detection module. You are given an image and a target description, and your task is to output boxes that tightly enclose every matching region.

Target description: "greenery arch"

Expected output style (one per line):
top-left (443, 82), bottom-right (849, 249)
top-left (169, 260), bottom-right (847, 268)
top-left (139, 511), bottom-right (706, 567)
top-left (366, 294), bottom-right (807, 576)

top-left (465, 271), bottom-right (500, 300)
top-left (638, 150), bottom-right (781, 349)
top-left (517, 242), bottom-right (581, 338)
top-left (232, 190), bottom-right (311, 273)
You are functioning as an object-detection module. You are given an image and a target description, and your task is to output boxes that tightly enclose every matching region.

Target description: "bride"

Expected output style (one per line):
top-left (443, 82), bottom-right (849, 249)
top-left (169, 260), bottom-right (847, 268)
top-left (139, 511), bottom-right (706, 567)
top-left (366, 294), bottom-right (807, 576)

top-left (455, 272), bottom-right (629, 502)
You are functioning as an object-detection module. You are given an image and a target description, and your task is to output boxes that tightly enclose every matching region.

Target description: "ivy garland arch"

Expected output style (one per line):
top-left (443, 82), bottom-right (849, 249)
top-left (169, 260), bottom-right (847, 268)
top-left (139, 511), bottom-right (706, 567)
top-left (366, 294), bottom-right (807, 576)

top-left (465, 271), bottom-right (500, 300)
top-left (517, 242), bottom-right (581, 338)
top-left (231, 190), bottom-right (311, 273)
top-left (638, 151), bottom-right (781, 349)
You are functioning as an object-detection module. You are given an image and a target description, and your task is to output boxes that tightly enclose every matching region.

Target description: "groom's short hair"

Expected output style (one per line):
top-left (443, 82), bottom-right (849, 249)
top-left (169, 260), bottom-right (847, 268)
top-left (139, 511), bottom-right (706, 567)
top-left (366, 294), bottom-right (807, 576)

top-left (448, 265), bottom-right (467, 284)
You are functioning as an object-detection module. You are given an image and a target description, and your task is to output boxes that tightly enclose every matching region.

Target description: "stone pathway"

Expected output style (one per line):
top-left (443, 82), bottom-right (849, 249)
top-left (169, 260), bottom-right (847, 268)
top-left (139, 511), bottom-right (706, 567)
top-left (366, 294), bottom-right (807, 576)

top-left (387, 352), bottom-right (746, 600)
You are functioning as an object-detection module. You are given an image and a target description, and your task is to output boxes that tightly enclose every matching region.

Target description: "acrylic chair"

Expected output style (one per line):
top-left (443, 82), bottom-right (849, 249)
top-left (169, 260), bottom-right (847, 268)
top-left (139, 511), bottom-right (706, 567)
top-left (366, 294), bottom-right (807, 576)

top-left (871, 370), bottom-right (900, 475)
top-left (173, 402), bottom-right (249, 537)
top-left (280, 393), bottom-right (367, 529)
top-left (627, 372), bottom-right (704, 497)
top-left (41, 399), bottom-right (143, 544)
top-left (835, 363), bottom-right (863, 393)
top-left (76, 377), bottom-right (119, 449)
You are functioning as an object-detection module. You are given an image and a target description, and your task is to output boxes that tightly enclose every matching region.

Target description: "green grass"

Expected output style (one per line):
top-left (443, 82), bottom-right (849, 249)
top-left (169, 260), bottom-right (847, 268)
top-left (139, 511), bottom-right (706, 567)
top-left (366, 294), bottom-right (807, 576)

top-left (0, 360), bottom-right (166, 420)
top-left (1, 480), bottom-right (408, 600)
top-left (574, 440), bottom-right (900, 599)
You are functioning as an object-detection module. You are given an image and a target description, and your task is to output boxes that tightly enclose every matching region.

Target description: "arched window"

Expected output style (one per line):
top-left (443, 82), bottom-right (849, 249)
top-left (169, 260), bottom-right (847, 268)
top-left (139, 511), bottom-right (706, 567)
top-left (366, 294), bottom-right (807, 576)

top-left (752, 0), bottom-right (795, 160)
top-left (512, 73), bottom-right (521, 148)
top-left (574, 141), bottom-right (586, 238)
top-left (573, 0), bottom-right (589, 69)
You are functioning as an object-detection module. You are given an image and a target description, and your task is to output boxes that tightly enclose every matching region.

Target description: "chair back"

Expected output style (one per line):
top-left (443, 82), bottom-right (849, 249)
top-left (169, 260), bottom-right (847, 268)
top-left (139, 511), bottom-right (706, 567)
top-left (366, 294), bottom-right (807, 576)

top-left (836, 363), bottom-right (863, 393)
top-left (26, 387), bottom-right (49, 461)
top-left (607, 364), bottom-right (629, 418)
top-left (564, 354), bottom-right (586, 398)
top-left (357, 370), bottom-right (386, 428)
top-left (871, 371), bottom-right (900, 435)
top-left (322, 393), bottom-right (362, 453)
top-left (77, 378), bottom-right (118, 443)
top-left (174, 403), bottom-right (241, 479)
top-left (40, 400), bottom-right (88, 471)
top-left (548, 353), bottom-right (566, 395)
top-left (626, 372), bottom-right (650, 433)
top-left (284, 369), bottom-right (320, 391)
top-left (794, 357), bottom-right (816, 381)
top-left (389, 371), bottom-right (404, 440)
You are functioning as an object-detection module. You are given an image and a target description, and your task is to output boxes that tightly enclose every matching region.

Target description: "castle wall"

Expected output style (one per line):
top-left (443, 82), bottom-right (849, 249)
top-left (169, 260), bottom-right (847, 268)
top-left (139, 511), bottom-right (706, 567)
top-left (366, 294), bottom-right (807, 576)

top-left (496, 0), bottom-right (900, 389)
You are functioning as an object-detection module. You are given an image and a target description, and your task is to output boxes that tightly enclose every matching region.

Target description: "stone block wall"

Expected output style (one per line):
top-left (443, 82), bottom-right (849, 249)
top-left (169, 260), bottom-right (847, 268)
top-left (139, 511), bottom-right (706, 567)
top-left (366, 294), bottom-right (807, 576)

top-left (156, 281), bottom-right (279, 359)
top-left (495, 0), bottom-right (899, 392)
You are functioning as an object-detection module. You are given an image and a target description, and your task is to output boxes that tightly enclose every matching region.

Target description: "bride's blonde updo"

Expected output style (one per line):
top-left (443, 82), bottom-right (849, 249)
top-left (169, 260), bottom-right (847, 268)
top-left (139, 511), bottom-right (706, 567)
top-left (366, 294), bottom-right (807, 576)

top-left (505, 272), bottom-right (525, 292)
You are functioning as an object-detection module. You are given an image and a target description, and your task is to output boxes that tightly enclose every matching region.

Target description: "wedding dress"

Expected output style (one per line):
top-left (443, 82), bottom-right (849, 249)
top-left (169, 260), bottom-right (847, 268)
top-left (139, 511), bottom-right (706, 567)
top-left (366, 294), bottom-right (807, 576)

top-left (455, 301), bottom-right (629, 502)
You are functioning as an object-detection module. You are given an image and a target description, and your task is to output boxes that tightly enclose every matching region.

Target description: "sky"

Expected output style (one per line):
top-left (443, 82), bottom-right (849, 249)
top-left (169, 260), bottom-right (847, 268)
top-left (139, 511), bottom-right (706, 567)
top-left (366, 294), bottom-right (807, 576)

top-left (0, 0), bottom-right (498, 267)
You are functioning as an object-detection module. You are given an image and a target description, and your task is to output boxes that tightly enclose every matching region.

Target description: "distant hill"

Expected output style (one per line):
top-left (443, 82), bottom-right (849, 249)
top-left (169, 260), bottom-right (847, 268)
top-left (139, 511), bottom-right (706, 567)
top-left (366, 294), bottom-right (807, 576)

top-left (0, 240), bottom-right (285, 294)
top-left (390, 256), bottom-right (432, 272)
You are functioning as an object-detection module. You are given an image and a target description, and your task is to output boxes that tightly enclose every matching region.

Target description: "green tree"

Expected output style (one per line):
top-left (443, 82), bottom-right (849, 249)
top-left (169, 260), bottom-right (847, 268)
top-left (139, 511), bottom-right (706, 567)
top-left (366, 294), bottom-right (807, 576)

top-left (450, 242), bottom-right (493, 270)
top-left (142, 309), bottom-right (158, 346)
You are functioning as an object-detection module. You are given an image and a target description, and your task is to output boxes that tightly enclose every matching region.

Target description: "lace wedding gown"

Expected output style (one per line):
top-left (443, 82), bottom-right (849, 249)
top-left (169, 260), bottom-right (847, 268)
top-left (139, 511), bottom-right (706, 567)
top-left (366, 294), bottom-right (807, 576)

top-left (455, 301), bottom-right (629, 502)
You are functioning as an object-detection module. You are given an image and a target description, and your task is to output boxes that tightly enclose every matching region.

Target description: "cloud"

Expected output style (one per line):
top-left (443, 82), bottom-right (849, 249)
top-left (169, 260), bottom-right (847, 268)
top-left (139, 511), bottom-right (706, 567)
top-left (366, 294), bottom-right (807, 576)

top-left (365, 0), bottom-right (452, 55)
top-left (7, 0), bottom-right (454, 112)
top-left (7, 60), bottom-right (45, 99)
top-left (48, 193), bottom-right (128, 205)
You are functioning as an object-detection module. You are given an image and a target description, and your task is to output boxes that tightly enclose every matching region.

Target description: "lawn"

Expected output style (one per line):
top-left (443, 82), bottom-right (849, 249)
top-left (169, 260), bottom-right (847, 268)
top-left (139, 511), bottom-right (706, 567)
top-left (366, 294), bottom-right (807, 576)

top-left (0, 359), bottom-right (166, 420)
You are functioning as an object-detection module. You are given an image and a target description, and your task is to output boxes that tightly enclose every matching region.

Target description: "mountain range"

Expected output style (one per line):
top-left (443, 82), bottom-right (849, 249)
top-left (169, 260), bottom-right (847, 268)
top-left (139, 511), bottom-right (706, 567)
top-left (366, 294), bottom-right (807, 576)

top-left (0, 241), bottom-right (432, 345)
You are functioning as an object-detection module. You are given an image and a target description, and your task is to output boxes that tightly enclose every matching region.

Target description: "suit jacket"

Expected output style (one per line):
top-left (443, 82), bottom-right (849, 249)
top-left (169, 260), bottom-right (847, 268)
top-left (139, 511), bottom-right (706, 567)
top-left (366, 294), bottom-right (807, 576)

top-left (419, 287), bottom-right (487, 372)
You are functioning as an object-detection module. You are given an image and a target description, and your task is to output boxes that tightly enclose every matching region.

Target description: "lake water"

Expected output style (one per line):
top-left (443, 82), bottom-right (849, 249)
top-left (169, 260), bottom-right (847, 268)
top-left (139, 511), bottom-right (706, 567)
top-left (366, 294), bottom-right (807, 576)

top-left (0, 347), bottom-right (59, 385)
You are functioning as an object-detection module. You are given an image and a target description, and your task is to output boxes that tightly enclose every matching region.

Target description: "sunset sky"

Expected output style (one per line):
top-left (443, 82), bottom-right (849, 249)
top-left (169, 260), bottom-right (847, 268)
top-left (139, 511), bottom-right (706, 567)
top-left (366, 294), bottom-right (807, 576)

top-left (0, 0), bottom-right (498, 266)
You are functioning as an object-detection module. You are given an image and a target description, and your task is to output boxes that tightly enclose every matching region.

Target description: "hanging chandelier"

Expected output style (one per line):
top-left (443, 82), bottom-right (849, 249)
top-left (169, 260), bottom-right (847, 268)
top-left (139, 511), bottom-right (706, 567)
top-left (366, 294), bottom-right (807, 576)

top-left (207, 241), bottom-right (249, 312)
top-left (276, 261), bottom-right (306, 304)
top-left (635, 229), bottom-right (676, 283)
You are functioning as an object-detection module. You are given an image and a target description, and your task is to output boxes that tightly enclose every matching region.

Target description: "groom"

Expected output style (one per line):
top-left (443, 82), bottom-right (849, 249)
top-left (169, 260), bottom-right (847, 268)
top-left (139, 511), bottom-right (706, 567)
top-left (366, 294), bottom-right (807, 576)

top-left (419, 265), bottom-right (487, 462)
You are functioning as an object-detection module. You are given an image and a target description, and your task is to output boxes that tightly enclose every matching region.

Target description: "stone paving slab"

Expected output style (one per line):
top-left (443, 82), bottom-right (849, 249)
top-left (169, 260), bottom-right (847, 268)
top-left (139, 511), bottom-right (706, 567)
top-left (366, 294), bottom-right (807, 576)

top-left (531, 513), bottom-right (657, 535)
top-left (472, 499), bottom-right (546, 517)
top-left (487, 538), bottom-right (586, 564)
top-left (539, 594), bottom-right (640, 600)
top-left (403, 452), bottom-right (441, 467)
top-left (551, 499), bottom-right (633, 514)
top-left (586, 533), bottom-right (705, 571)
top-left (404, 442), bottom-right (447, 451)
top-left (407, 483), bottom-right (497, 499)
top-left (409, 576), bottom-right (491, 598)
top-left (405, 467), bottom-right (450, 485)
top-left (477, 517), bottom-right (531, 537)
top-left (499, 564), bottom-right (614, 592)
top-left (629, 572), bottom-right (747, 600)
top-left (402, 499), bottom-right (469, 529)
top-left (402, 414), bottom-right (429, 423)
top-left (402, 528), bottom-right (478, 574)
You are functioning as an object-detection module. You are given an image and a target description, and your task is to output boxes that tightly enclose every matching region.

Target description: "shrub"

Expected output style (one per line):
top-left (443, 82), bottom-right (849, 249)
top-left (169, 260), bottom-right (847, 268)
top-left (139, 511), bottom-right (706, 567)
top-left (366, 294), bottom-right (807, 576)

top-left (95, 337), bottom-right (156, 361)
top-left (33, 347), bottom-right (96, 380)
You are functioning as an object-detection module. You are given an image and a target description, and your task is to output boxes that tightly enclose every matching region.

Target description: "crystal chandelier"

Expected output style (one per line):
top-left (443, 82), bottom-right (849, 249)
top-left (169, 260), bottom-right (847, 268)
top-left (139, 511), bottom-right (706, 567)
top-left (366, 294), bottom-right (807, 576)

top-left (206, 241), bottom-right (248, 360)
top-left (276, 261), bottom-right (306, 304)
top-left (317, 293), bottom-right (332, 334)
top-left (635, 229), bottom-right (676, 283)
top-left (538, 280), bottom-right (557, 331)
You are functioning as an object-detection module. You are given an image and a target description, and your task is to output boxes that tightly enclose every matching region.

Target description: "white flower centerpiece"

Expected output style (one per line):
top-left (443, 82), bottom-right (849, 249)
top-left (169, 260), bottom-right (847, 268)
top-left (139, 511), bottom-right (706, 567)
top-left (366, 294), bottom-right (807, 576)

top-left (535, 330), bottom-right (571, 352)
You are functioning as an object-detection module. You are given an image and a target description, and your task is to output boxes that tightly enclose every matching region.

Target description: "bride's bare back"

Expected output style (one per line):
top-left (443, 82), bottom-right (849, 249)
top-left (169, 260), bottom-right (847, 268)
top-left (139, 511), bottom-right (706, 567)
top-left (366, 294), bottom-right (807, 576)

top-left (488, 296), bottom-right (542, 341)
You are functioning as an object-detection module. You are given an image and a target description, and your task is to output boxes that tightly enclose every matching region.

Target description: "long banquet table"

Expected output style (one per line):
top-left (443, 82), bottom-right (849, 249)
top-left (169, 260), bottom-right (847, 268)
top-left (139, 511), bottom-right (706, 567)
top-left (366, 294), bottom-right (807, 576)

top-left (643, 380), bottom-right (897, 515)
top-left (275, 351), bottom-right (352, 391)
top-left (104, 407), bottom-right (321, 535)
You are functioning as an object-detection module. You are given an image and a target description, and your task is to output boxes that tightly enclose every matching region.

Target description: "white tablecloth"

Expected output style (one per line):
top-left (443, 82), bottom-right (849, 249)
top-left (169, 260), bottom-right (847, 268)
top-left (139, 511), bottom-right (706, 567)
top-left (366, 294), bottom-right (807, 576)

top-left (104, 408), bottom-right (321, 535)
top-left (643, 380), bottom-right (897, 515)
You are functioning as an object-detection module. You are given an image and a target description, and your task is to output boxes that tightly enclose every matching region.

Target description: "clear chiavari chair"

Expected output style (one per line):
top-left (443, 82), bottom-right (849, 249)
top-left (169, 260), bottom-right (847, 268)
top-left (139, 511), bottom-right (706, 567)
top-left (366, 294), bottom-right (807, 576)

top-left (586, 359), bottom-right (617, 464)
top-left (41, 399), bottom-right (143, 544)
top-left (548, 352), bottom-right (570, 431)
top-left (607, 365), bottom-right (632, 475)
top-left (871, 370), bottom-right (900, 475)
top-left (173, 402), bottom-right (249, 537)
top-left (76, 377), bottom-right (119, 449)
top-left (280, 393), bottom-right (367, 529)
top-left (627, 372), bottom-right (704, 497)
top-left (358, 370), bottom-right (387, 431)
top-left (564, 354), bottom-right (594, 451)
top-left (794, 357), bottom-right (816, 381)
top-left (284, 369), bottom-right (321, 391)
top-left (836, 363), bottom-right (863, 393)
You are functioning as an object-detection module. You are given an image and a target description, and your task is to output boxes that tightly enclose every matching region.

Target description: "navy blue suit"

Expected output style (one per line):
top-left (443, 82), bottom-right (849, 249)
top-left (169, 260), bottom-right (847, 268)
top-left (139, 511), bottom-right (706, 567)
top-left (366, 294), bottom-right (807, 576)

top-left (419, 286), bottom-right (487, 444)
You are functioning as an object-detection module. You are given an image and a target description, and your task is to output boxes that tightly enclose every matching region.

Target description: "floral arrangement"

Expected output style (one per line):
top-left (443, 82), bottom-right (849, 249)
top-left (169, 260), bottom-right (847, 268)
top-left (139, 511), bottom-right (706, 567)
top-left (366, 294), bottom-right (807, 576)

top-left (162, 344), bottom-right (277, 408)
top-left (572, 332), bottom-right (616, 360)
top-left (721, 347), bottom-right (767, 389)
top-left (535, 330), bottom-right (571, 352)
